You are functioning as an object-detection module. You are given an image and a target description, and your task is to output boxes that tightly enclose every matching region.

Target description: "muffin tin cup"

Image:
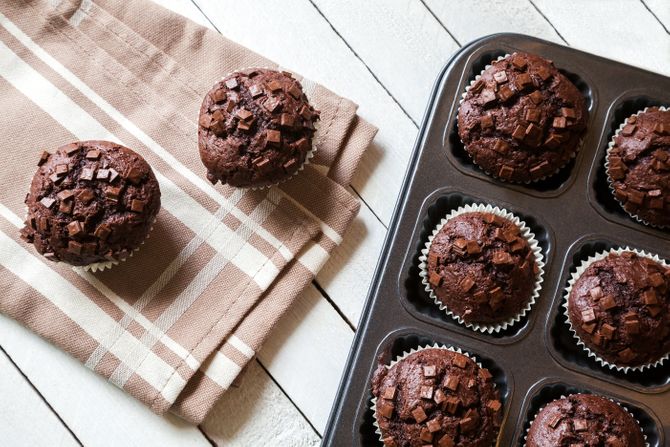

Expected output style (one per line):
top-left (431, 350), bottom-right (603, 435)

top-left (418, 203), bottom-right (545, 334)
top-left (213, 67), bottom-right (319, 191)
top-left (523, 394), bottom-right (648, 447)
top-left (370, 343), bottom-right (499, 447)
top-left (563, 246), bottom-right (670, 373)
top-left (605, 105), bottom-right (669, 229)
top-left (459, 54), bottom-right (584, 184)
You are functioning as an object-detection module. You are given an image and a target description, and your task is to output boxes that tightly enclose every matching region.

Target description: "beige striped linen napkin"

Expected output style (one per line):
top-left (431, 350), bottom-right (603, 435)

top-left (0, 0), bottom-right (376, 423)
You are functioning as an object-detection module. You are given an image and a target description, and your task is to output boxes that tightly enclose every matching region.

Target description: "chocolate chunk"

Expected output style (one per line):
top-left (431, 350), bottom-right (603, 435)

top-left (548, 414), bottom-right (562, 429)
top-left (125, 167), bottom-right (144, 185)
top-left (529, 161), bottom-right (549, 175)
top-left (94, 224), bottom-right (111, 240)
top-left (552, 116), bottom-right (567, 129)
top-left (224, 78), bottom-right (238, 89)
top-left (382, 386), bottom-right (396, 400)
top-left (581, 308), bottom-right (596, 323)
top-left (497, 85), bottom-right (515, 102)
top-left (470, 79), bottom-right (484, 93)
top-left (419, 427), bottom-right (433, 443)
top-left (58, 200), bottom-right (73, 214)
top-left (266, 129), bottom-right (282, 146)
top-left (280, 113), bottom-right (296, 128)
top-left (525, 108), bottom-right (541, 123)
top-left (498, 165), bottom-right (514, 179)
top-left (561, 107), bottom-right (576, 119)
top-left (582, 322), bottom-right (596, 334)
top-left (434, 389), bottom-right (447, 404)
top-left (625, 318), bottom-right (640, 334)
top-left (649, 272), bottom-right (664, 287)
top-left (288, 83), bottom-right (302, 99)
top-left (493, 71), bottom-right (508, 83)
top-left (86, 150), bottom-right (101, 160)
top-left (248, 84), bottom-right (263, 98)
top-left (529, 90), bottom-right (543, 105)
top-left (512, 124), bottom-right (526, 140)
top-left (536, 66), bottom-right (552, 82)
top-left (621, 123), bottom-right (637, 136)
top-left (466, 240), bottom-right (481, 255)
top-left (379, 400), bottom-right (394, 418)
top-left (452, 355), bottom-right (467, 369)
top-left (460, 277), bottom-right (475, 292)
top-left (600, 294), bottom-right (617, 310)
top-left (426, 418), bottom-right (441, 433)
top-left (236, 108), bottom-right (253, 121)
top-left (480, 88), bottom-right (497, 105)
top-left (445, 375), bottom-right (459, 391)
top-left (618, 348), bottom-right (636, 363)
top-left (480, 114), bottom-right (494, 129)
top-left (444, 396), bottom-right (460, 415)
top-left (38, 151), bottom-right (50, 166)
top-left (55, 164), bottom-right (68, 175)
top-left (428, 271), bottom-right (443, 287)
top-left (63, 144), bottom-right (80, 155)
top-left (487, 400), bottom-right (502, 413)
top-left (525, 123), bottom-right (543, 141)
top-left (437, 435), bottom-right (455, 447)
top-left (420, 385), bottom-right (434, 400)
top-left (459, 416), bottom-right (477, 433)
top-left (211, 88), bottom-right (227, 103)
top-left (67, 220), bottom-right (83, 237)
top-left (105, 186), bottom-right (121, 201)
top-left (642, 288), bottom-right (658, 305)
top-left (411, 406), bottom-right (428, 423)
top-left (573, 419), bottom-right (588, 431)
top-left (80, 167), bottom-right (95, 181)
top-left (108, 168), bottom-right (120, 183)
top-left (492, 140), bottom-right (510, 154)
top-left (511, 55), bottom-right (527, 70)
top-left (77, 189), bottom-right (95, 205)
top-left (130, 199), bottom-right (146, 213)
top-left (600, 323), bottom-right (616, 339)
top-left (492, 251), bottom-right (513, 265)
top-left (423, 365), bottom-right (436, 377)
top-left (266, 80), bottom-right (282, 92)
top-left (514, 73), bottom-right (533, 91)
top-left (40, 197), bottom-right (56, 209)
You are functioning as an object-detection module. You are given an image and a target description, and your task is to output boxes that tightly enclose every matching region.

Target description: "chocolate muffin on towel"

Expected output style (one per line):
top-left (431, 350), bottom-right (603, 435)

top-left (198, 68), bottom-right (320, 188)
top-left (607, 106), bottom-right (670, 227)
top-left (20, 141), bottom-right (161, 267)
top-left (458, 52), bottom-right (588, 183)
top-left (372, 347), bottom-right (502, 447)
top-left (526, 394), bottom-right (645, 447)
top-left (567, 251), bottom-right (670, 368)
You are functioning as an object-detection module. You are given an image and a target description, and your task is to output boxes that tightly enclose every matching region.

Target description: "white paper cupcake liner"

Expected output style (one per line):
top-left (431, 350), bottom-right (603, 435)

top-left (459, 54), bottom-right (583, 183)
top-left (418, 203), bottom-right (545, 334)
top-left (370, 344), bottom-right (499, 446)
top-left (605, 105), bottom-right (669, 229)
top-left (211, 67), bottom-right (319, 191)
top-left (563, 246), bottom-right (670, 372)
top-left (523, 393), bottom-right (648, 446)
top-left (77, 219), bottom-right (155, 273)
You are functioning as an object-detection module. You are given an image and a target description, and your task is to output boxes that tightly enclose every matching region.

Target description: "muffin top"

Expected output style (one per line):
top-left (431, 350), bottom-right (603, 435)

top-left (458, 52), bottom-right (588, 183)
top-left (372, 348), bottom-right (502, 447)
top-left (607, 107), bottom-right (670, 227)
top-left (198, 68), bottom-right (320, 188)
top-left (426, 211), bottom-right (538, 325)
top-left (526, 394), bottom-right (645, 447)
top-left (20, 141), bottom-right (161, 266)
top-left (568, 251), bottom-right (670, 367)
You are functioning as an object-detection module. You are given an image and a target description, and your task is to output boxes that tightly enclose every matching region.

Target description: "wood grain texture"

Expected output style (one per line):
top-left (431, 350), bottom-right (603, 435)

top-left (201, 361), bottom-right (319, 446)
top-left (0, 314), bottom-right (211, 447)
top-left (0, 348), bottom-right (80, 447)
top-left (533, 0), bottom-right (670, 75)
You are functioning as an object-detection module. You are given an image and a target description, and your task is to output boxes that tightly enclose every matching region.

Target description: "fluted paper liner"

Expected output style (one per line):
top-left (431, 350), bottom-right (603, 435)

top-left (419, 203), bottom-right (545, 333)
top-left (459, 54), bottom-right (583, 183)
top-left (563, 247), bottom-right (670, 372)
top-left (523, 393), bottom-right (648, 446)
top-left (370, 344), bottom-right (499, 446)
top-left (605, 105), bottom-right (669, 228)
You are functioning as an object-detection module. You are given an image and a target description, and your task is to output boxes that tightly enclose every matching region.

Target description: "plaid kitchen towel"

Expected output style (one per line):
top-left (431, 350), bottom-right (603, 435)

top-left (0, 0), bottom-right (376, 423)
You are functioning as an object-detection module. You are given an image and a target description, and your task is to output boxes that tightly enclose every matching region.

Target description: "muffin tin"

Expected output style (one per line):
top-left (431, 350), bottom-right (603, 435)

top-left (322, 33), bottom-right (670, 445)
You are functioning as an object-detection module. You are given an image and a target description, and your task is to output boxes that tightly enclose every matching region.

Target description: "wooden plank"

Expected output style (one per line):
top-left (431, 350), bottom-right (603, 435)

top-left (643, 0), bottom-right (670, 31)
top-left (0, 314), bottom-right (211, 447)
top-left (315, 194), bottom-right (386, 325)
top-left (201, 361), bottom-right (320, 446)
top-left (311, 0), bottom-right (460, 122)
top-left (0, 349), bottom-right (80, 447)
top-left (423, 0), bottom-right (562, 44)
top-left (194, 0), bottom-right (419, 226)
top-left (257, 284), bottom-right (354, 434)
top-left (533, 0), bottom-right (670, 76)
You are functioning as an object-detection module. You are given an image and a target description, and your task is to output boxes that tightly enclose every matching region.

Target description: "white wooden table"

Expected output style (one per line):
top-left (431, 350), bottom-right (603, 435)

top-left (2, 1), bottom-right (669, 445)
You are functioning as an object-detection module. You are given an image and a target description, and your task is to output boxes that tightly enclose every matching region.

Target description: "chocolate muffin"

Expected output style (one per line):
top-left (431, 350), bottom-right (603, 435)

top-left (526, 394), bottom-right (645, 447)
top-left (198, 68), bottom-right (320, 188)
top-left (425, 211), bottom-right (539, 326)
top-left (607, 107), bottom-right (670, 227)
top-left (20, 141), bottom-right (161, 267)
top-left (458, 52), bottom-right (588, 183)
top-left (372, 348), bottom-right (502, 447)
top-left (567, 251), bottom-right (670, 368)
